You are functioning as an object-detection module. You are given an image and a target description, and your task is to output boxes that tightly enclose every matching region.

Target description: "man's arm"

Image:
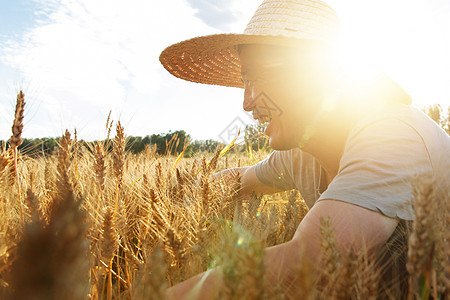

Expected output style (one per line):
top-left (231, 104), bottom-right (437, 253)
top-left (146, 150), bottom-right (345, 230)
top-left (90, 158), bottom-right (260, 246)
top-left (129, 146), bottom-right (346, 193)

top-left (213, 165), bottom-right (287, 197)
top-left (166, 199), bottom-right (399, 299)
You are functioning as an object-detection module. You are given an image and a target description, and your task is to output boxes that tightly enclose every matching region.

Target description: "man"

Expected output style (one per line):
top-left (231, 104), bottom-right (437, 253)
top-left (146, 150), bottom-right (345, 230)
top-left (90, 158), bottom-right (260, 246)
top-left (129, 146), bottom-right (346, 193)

top-left (159, 0), bottom-right (450, 298)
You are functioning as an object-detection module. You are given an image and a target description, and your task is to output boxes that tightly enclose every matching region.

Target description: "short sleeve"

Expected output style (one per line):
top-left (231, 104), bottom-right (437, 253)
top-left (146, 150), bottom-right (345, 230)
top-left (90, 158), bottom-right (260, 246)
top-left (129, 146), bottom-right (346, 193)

top-left (318, 118), bottom-right (432, 221)
top-left (254, 150), bottom-right (297, 191)
top-left (254, 149), bottom-right (327, 207)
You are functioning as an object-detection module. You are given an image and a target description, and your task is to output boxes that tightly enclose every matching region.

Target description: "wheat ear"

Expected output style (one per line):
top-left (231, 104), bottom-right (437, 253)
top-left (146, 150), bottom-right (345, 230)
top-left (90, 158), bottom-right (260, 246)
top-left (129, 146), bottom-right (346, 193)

top-left (10, 91), bottom-right (25, 150)
top-left (407, 179), bottom-right (437, 300)
top-left (318, 216), bottom-right (340, 297)
top-left (10, 91), bottom-right (25, 224)
top-left (94, 142), bottom-right (106, 193)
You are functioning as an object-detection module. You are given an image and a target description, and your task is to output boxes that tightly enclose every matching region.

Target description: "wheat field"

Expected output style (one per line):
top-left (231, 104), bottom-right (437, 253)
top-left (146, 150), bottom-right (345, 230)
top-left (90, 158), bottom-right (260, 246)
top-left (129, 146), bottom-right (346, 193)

top-left (0, 91), bottom-right (448, 299)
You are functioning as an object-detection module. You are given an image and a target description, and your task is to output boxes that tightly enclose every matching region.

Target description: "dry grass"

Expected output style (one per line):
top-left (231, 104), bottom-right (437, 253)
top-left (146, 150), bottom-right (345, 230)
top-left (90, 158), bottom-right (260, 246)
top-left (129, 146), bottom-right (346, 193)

top-left (0, 91), bottom-right (448, 299)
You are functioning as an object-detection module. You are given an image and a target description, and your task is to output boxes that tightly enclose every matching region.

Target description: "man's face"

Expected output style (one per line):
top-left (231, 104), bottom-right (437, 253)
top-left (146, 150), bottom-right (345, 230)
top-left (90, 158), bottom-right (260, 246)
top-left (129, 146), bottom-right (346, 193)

top-left (239, 44), bottom-right (333, 150)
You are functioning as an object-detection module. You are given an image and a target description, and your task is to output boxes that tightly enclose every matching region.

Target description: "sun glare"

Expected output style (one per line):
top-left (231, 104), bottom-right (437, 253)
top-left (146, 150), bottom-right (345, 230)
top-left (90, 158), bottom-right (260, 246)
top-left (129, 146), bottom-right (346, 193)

top-left (337, 39), bottom-right (382, 96)
top-left (337, 38), bottom-right (380, 82)
top-left (334, 1), bottom-right (450, 107)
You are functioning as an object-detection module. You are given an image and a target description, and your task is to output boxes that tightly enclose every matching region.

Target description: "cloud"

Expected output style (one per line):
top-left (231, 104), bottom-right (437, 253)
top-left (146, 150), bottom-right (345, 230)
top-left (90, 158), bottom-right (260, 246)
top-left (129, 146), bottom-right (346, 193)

top-left (185, 0), bottom-right (238, 31)
top-left (1, 0), bottom-right (254, 140)
top-left (186, 0), bottom-right (260, 32)
top-left (2, 0), bottom-right (216, 96)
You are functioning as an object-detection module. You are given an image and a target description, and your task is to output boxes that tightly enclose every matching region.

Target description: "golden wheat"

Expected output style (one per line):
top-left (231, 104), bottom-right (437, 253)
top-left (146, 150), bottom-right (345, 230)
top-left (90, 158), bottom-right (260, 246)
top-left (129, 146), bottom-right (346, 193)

top-left (0, 91), bottom-right (448, 299)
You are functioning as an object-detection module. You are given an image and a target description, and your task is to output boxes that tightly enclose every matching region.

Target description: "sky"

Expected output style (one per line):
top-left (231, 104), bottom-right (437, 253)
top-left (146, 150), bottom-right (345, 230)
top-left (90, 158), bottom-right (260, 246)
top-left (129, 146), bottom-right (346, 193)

top-left (0, 0), bottom-right (449, 143)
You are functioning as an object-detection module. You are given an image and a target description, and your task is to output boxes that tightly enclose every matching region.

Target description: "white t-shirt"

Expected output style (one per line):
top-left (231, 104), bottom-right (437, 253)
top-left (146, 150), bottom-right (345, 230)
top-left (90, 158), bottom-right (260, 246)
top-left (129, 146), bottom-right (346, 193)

top-left (255, 103), bottom-right (450, 221)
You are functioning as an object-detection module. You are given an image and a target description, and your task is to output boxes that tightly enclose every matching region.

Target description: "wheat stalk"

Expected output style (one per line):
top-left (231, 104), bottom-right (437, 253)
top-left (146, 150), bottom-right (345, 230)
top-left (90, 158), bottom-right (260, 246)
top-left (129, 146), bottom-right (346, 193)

top-left (101, 207), bottom-right (118, 265)
top-left (10, 91), bottom-right (25, 225)
top-left (113, 121), bottom-right (125, 190)
top-left (355, 248), bottom-right (380, 300)
top-left (133, 245), bottom-right (168, 300)
top-left (10, 91), bottom-right (25, 150)
top-left (10, 186), bottom-right (88, 299)
top-left (407, 179), bottom-right (437, 300)
top-left (319, 216), bottom-right (340, 296)
top-left (332, 249), bottom-right (357, 299)
top-left (0, 148), bottom-right (10, 185)
top-left (94, 142), bottom-right (106, 193)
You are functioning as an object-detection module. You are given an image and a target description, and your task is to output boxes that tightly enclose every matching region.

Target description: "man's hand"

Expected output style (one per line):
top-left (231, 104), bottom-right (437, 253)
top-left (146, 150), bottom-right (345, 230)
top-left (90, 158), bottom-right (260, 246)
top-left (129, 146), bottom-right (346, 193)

top-left (213, 165), bottom-right (286, 198)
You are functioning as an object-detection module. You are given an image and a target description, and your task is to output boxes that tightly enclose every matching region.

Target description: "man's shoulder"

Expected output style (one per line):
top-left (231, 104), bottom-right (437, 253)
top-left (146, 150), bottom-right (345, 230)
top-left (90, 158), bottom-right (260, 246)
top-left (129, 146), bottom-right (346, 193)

top-left (347, 103), bottom-right (449, 166)
top-left (323, 103), bottom-right (449, 220)
top-left (351, 103), bottom-right (447, 141)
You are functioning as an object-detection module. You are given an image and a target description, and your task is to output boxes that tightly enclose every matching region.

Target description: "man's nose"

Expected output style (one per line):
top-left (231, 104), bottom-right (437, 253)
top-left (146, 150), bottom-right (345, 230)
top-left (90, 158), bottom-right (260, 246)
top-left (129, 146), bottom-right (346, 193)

top-left (243, 86), bottom-right (254, 112)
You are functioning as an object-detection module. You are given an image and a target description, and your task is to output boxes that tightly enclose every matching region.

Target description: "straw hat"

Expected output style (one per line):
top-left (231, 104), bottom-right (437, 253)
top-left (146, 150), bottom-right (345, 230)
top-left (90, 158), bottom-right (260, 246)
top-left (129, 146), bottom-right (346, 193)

top-left (159, 0), bottom-right (340, 88)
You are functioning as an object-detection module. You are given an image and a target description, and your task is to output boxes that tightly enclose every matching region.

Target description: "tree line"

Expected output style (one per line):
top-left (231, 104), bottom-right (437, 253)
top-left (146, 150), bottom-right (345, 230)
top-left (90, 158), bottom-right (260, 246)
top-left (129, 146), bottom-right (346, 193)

top-left (2, 104), bottom-right (448, 157)
top-left (0, 130), bottom-right (220, 158)
top-left (0, 126), bottom-right (269, 158)
top-left (422, 104), bottom-right (450, 135)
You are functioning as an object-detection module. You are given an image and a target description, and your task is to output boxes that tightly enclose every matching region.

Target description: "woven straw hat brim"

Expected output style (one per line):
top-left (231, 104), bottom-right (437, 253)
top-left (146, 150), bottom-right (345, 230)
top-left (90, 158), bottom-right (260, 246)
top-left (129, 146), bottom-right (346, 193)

top-left (159, 33), bottom-right (332, 89)
top-left (159, 33), bottom-right (413, 105)
top-left (160, 0), bottom-right (340, 88)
